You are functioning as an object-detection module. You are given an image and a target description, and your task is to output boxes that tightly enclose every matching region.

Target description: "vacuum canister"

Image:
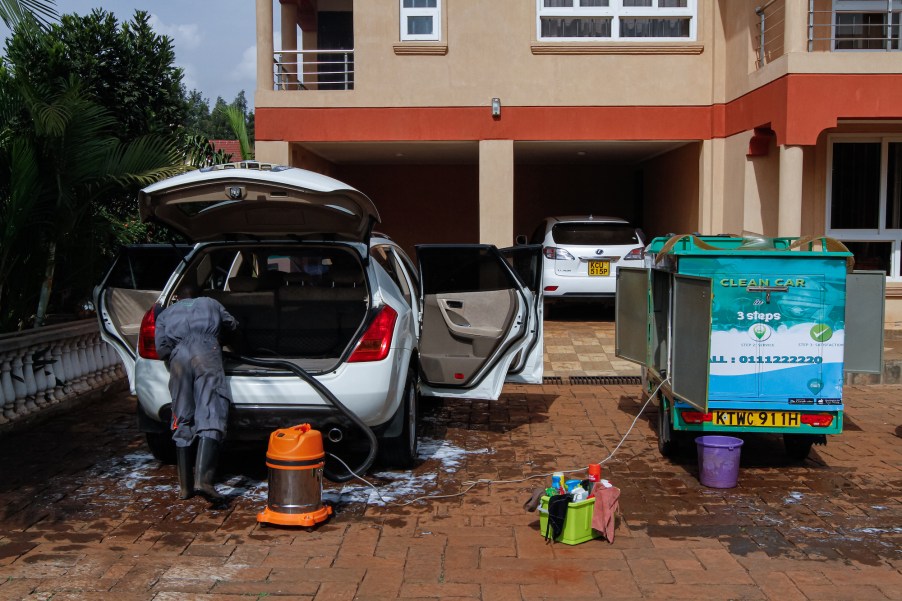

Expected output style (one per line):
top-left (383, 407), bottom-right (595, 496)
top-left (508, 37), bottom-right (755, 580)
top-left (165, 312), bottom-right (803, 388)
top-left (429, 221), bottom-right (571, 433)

top-left (257, 423), bottom-right (332, 527)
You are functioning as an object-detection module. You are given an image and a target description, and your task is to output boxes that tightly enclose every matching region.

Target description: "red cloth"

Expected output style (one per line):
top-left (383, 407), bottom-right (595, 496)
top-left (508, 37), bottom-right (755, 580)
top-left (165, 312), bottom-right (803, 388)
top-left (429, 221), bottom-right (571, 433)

top-left (591, 483), bottom-right (621, 543)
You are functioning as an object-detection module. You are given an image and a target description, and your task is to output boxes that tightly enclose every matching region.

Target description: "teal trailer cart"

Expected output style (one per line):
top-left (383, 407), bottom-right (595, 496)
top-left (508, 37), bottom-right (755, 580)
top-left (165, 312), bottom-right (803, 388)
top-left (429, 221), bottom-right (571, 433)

top-left (615, 235), bottom-right (886, 460)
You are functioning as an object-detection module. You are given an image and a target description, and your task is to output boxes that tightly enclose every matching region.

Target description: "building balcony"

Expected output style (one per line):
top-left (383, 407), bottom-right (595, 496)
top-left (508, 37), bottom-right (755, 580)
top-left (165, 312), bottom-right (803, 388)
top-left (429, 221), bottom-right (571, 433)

top-left (756, 0), bottom-right (901, 68)
top-left (273, 49), bottom-right (355, 91)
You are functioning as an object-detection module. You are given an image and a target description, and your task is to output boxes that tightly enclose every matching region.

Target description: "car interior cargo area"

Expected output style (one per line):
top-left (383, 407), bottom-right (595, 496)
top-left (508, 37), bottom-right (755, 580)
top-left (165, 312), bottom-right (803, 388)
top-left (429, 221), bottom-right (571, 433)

top-left (178, 244), bottom-right (369, 362)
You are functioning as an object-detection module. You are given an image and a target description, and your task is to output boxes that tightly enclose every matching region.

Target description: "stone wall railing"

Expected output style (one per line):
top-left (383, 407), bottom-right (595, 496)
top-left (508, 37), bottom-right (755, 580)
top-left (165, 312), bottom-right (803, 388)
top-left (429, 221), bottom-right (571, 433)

top-left (0, 319), bottom-right (124, 426)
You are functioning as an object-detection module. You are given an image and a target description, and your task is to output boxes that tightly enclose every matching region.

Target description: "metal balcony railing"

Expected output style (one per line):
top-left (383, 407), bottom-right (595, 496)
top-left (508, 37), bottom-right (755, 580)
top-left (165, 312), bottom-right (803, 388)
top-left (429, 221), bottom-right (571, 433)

top-left (809, 2), bottom-right (901, 51)
top-left (273, 49), bottom-right (355, 91)
top-left (755, 1), bottom-right (900, 68)
top-left (755, 0), bottom-right (785, 67)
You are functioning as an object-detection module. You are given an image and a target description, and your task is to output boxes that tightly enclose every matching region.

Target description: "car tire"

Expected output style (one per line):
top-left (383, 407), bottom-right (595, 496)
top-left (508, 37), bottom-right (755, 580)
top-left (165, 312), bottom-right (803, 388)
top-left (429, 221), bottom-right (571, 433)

top-left (378, 369), bottom-right (419, 469)
top-left (783, 434), bottom-right (815, 462)
top-left (145, 431), bottom-right (177, 464)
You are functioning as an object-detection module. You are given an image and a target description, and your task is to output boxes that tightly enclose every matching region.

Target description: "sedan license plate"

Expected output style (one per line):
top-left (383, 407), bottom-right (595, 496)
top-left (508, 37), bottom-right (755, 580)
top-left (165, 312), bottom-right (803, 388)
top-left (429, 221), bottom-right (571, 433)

top-left (712, 411), bottom-right (800, 427)
top-left (588, 260), bottom-right (610, 276)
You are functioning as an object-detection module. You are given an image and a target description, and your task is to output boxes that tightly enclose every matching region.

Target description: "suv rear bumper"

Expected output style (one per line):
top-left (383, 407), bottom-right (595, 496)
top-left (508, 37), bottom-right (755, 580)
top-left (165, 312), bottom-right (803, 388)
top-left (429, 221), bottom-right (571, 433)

top-left (134, 348), bottom-right (412, 437)
top-left (138, 401), bottom-right (395, 440)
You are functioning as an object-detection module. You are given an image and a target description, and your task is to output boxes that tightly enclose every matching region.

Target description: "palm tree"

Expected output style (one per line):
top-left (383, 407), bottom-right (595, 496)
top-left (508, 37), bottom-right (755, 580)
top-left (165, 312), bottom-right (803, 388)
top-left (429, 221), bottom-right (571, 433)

top-left (0, 75), bottom-right (187, 328)
top-left (222, 105), bottom-right (255, 161)
top-left (0, 0), bottom-right (56, 27)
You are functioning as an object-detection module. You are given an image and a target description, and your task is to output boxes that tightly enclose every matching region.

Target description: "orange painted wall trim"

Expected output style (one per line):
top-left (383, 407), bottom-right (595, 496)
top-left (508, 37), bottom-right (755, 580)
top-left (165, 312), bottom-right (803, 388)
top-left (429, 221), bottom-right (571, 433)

top-left (256, 74), bottom-right (902, 147)
top-left (256, 105), bottom-right (715, 142)
top-left (726, 74), bottom-right (902, 145)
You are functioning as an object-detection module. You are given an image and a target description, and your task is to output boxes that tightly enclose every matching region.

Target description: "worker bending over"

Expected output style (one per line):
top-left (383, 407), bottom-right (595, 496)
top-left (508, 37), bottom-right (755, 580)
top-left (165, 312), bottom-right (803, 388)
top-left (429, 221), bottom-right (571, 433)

top-left (155, 283), bottom-right (238, 504)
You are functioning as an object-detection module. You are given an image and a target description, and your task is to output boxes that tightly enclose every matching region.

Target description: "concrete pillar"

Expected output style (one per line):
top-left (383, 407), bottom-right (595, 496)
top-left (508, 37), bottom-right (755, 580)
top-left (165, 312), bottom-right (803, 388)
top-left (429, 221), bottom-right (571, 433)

top-left (699, 139), bottom-right (714, 235)
top-left (302, 21), bottom-right (319, 86)
top-left (256, 0), bottom-right (274, 93)
top-left (778, 145), bottom-right (804, 237)
top-left (479, 140), bottom-right (514, 248)
top-left (699, 138), bottom-right (726, 235)
top-left (281, 2), bottom-right (299, 87)
top-left (784, 0), bottom-right (809, 53)
top-left (256, 141), bottom-right (291, 165)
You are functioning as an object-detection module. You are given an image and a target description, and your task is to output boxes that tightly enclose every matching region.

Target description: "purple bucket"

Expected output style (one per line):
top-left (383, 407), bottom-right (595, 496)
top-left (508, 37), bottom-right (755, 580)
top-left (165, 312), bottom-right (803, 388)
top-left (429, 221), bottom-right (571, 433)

top-left (695, 436), bottom-right (743, 488)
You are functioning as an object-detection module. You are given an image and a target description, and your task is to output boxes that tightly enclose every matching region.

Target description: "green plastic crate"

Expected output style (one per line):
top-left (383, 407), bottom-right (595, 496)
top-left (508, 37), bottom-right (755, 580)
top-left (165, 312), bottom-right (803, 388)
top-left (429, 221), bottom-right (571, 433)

top-left (538, 495), bottom-right (601, 545)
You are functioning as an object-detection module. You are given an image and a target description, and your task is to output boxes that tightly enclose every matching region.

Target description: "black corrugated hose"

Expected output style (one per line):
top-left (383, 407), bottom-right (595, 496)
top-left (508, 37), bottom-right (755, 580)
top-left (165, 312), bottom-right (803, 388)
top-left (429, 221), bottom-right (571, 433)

top-left (224, 353), bottom-right (378, 483)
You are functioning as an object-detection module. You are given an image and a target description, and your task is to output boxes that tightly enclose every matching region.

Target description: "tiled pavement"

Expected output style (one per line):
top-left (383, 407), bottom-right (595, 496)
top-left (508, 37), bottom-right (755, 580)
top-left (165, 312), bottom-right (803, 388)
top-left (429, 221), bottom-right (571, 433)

top-left (543, 306), bottom-right (639, 379)
top-left (1, 372), bottom-right (900, 599)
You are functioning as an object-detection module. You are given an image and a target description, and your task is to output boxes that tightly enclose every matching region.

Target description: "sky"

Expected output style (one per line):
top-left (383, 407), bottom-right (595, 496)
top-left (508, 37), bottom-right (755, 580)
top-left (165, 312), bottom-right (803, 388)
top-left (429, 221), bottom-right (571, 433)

top-left (1, 0), bottom-right (278, 110)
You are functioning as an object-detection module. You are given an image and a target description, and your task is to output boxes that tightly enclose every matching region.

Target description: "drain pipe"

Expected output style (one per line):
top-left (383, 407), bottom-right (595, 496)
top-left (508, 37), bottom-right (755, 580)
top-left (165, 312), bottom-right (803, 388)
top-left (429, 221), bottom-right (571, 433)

top-left (224, 353), bottom-right (378, 483)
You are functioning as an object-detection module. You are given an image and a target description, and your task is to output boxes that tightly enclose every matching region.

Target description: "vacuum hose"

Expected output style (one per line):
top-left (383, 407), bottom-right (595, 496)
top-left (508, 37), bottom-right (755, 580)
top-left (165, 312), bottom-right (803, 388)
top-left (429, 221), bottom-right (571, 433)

top-left (224, 353), bottom-right (378, 483)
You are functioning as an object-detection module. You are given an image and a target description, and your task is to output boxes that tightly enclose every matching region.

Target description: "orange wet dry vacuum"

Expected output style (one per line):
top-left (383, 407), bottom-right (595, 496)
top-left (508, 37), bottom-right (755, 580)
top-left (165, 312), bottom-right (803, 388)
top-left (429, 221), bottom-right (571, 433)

top-left (257, 423), bottom-right (333, 527)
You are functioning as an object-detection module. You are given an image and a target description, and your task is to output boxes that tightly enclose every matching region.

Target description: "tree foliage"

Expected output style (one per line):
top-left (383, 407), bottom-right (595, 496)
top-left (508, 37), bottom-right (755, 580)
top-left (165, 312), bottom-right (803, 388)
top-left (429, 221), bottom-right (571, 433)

top-left (0, 6), bottom-right (256, 330)
top-left (0, 9), bottom-right (191, 330)
top-left (0, 72), bottom-right (187, 329)
top-left (184, 88), bottom-right (255, 152)
top-left (4, 9), bottom-right (187, 142)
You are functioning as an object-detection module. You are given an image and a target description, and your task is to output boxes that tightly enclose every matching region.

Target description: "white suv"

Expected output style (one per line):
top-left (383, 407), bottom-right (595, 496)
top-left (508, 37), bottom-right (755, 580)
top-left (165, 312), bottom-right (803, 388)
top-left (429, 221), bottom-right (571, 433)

top-left (528, 216), bottom-right (645, 304)
top-left (96, 162), bottom-right (543, 477)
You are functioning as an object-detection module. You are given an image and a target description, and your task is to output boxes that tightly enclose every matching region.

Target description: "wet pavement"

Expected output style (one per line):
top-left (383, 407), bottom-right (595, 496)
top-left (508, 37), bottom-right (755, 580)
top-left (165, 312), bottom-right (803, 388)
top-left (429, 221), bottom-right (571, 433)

top-left (1, 378), bottom-right (900, 600)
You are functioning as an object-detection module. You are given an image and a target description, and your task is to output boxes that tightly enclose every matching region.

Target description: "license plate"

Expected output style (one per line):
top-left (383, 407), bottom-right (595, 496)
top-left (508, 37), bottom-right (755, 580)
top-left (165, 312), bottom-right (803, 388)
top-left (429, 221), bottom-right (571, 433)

top-left (712, 411), bottom-right (800, 427)
top-left (588, 260), bottom-right (610, 276)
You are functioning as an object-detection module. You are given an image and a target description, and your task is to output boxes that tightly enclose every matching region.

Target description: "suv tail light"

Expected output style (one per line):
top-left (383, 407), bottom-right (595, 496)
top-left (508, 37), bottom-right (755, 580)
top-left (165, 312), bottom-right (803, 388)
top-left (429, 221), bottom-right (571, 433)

top-left (624, 247), bottom-right (645, 261)
top-left (348, 305), bottom-right (397, 363)
top-left (137, 308), bottom-right (160, 360)
top-left (543, 247), bottom-right (575, 261)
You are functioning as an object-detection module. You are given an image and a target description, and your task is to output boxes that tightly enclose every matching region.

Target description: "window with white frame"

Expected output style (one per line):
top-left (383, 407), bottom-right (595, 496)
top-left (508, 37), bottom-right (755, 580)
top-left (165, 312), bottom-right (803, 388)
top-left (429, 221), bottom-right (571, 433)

top-left (827, 137), bottom-right (902, 279)
top-left (537, 0), bottom-right (696, 42)
top-left (400, 0), bottom-right (441, 41)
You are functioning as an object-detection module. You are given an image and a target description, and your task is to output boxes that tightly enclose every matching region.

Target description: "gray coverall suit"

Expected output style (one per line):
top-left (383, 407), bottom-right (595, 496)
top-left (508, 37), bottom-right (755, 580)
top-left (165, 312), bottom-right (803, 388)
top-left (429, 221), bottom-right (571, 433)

top-left (155, 297), bottom-right (239, 447)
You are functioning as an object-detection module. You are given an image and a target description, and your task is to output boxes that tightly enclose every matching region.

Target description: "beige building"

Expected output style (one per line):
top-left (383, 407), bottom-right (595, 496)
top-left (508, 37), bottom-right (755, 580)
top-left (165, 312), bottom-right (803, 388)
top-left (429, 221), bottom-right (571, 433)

top-left (254, 0), bottom-right (902, 325)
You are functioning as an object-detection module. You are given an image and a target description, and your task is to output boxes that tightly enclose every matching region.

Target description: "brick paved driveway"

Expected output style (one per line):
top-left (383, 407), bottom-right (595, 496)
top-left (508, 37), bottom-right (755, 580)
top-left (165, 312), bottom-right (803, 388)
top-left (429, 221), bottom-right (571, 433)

top-left (1, 382), bottom-right (900, 600)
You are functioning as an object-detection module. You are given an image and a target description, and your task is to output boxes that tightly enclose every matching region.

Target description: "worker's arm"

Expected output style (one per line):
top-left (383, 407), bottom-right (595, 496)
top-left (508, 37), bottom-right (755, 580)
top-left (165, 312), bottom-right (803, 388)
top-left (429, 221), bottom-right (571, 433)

top-left (154, 311), bottom-right (175, 361)
top-left (219, 304), bottom-right (239, 332)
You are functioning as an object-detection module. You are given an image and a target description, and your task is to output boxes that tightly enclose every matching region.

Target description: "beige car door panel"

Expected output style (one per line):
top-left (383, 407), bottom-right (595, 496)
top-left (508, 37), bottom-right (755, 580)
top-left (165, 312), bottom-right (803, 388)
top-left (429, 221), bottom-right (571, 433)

top-left (95, 245), bottom-right (192, 390)
top-left (436, 292), bottom-right (512, 338)
top-left (416, 243), bottom-right (543, 397)
top-left (420, 290), bottom-right (517, 385)
top-left (105, 288), bottom-right (160, 350)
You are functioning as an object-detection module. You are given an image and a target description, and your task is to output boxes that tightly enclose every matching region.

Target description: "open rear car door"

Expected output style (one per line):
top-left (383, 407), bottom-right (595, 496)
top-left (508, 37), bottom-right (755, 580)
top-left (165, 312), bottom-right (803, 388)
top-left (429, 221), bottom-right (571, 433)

top-left (416, 244), bottom-right (543, 400)
top-left (94, 245), bottom-right (191, 390)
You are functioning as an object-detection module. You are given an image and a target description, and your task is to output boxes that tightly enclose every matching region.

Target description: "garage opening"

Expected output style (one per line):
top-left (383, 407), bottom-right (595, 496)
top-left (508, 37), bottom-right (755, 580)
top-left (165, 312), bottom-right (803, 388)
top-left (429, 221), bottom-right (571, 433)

top-left (512, 140), bottom-right (700, 379)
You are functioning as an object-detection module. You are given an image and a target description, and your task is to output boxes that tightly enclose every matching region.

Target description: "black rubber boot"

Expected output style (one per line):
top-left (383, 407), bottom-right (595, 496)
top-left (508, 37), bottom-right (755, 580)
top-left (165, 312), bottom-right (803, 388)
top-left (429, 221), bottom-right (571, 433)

top-left (176, 443), bottom-right (196, 500)
top-left (195, 436), bottom-right (227, 505)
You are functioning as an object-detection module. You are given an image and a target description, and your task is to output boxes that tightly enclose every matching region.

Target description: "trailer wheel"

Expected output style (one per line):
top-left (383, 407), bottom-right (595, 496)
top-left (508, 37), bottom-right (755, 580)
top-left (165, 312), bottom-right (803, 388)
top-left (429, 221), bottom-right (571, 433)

top-left (656, 396), bottom-right (678, 457)
top-left (783, 434), bottom-right (816, 462)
